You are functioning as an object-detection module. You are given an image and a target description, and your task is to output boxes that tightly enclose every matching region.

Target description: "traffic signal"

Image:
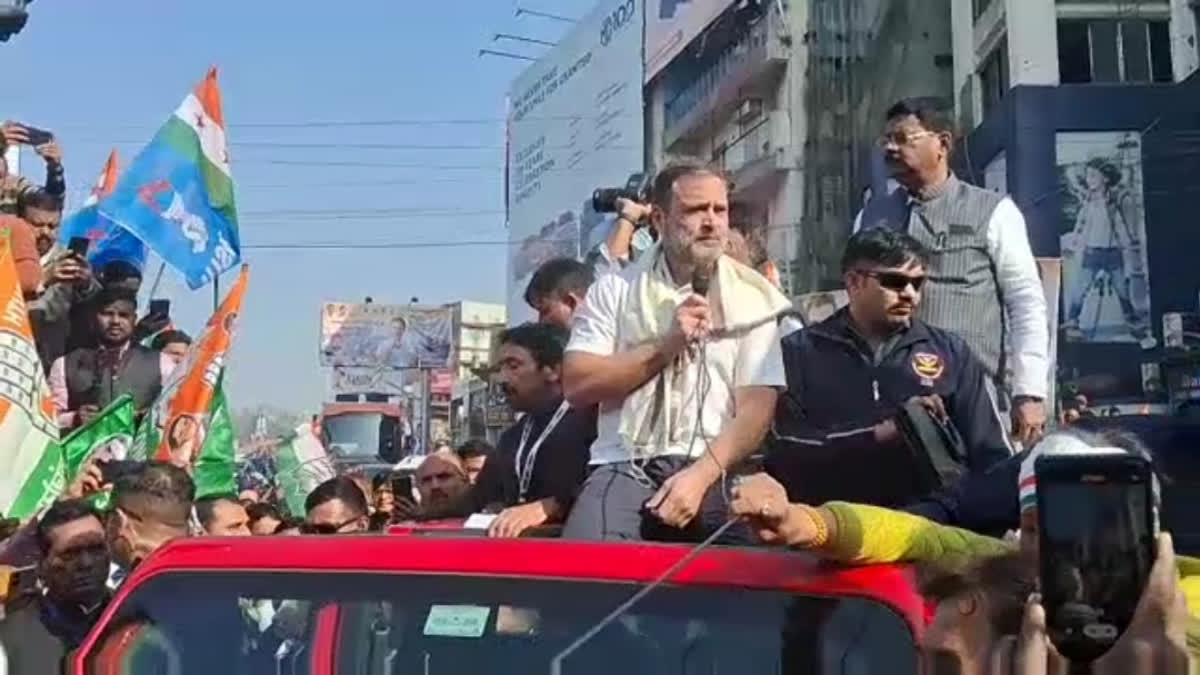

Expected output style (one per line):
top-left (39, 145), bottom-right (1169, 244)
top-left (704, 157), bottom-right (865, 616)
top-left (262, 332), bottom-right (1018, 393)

top-left (0, 0), bottom-right (30, 43)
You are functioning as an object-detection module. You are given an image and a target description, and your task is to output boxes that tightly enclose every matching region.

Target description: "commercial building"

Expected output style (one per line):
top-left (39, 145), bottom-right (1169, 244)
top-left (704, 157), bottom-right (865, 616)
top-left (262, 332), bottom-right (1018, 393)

top-left (644, 0), bottom-right (955, 292)
top-left (951, 0), bottom-right (1200, 401)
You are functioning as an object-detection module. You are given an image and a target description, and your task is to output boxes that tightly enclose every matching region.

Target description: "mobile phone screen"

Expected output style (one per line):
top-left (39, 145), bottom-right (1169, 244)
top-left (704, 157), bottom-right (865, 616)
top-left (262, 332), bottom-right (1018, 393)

top-left (1038, 465), bottom-right (1155, 662)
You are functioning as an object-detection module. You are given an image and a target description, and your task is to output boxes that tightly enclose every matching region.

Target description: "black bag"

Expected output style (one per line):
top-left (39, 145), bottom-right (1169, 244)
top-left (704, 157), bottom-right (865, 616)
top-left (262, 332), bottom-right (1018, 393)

top-left (895, 399), bottom-right (968, 492)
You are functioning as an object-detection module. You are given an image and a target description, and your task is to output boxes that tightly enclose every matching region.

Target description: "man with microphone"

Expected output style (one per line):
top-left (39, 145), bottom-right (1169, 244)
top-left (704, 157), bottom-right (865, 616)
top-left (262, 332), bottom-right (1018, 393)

top-left (561, 159), bottom-right (791, 542)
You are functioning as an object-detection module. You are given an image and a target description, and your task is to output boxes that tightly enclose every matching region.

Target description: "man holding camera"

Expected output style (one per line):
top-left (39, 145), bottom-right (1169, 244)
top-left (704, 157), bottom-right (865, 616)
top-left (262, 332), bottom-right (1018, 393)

top-left (561, 160), bottom-right (790, 542)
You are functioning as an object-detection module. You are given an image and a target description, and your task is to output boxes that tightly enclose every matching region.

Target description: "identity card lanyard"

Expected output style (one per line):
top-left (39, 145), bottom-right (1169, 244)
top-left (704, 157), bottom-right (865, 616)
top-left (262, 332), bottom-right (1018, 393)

top-left (515, 400), bottom-right (570, 502)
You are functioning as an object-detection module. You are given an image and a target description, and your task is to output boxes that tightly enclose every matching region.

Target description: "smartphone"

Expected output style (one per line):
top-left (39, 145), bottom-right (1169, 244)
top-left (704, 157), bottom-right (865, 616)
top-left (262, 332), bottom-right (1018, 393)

top-left (68, 236), bottom-right (90, 258)
top-left (20, 125), bottom-right (52, 147)
top-left (149, 298), bottom-right (171, 317)
top-left (99, 459), bottom-right (143, 486)
top-left (1035, 453), bottom-right (1157, 664)
top-left (391, 475), bottom-right (414, 499)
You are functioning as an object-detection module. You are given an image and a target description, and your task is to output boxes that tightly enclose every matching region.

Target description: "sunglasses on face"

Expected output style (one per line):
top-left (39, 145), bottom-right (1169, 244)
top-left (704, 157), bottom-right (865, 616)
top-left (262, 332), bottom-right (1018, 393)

top-left (860, 270), bottom-right (926, 292)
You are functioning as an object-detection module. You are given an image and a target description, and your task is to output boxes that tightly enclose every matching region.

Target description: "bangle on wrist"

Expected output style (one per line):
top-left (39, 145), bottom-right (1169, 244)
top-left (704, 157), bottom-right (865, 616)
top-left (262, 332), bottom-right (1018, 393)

top-left (794, 504), bottom-right (829, 548)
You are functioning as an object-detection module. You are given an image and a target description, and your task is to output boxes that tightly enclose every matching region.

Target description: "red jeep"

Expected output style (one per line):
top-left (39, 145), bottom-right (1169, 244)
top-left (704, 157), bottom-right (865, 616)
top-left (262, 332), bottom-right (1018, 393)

top-left (71, 534), bottom-right (929, 674)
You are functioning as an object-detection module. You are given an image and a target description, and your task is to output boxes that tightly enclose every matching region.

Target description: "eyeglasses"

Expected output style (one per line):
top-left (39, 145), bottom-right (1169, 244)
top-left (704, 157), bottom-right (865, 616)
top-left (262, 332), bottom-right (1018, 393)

top-left (875, 130), bottom-right (936, 148)
top-left (299, 515), bottom-right (363, 535)
top-left (859, 270), bottom-right (926, 293)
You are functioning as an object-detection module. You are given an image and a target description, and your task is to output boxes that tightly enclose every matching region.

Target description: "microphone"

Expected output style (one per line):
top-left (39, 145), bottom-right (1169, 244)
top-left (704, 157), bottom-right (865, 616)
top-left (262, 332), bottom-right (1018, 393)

top-left (691, 262), bottom-right (714, 297)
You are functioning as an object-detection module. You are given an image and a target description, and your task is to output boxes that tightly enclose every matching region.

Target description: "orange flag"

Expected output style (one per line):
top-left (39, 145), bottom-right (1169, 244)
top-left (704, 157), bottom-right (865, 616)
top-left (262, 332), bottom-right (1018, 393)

top-left (134, 265), bottom-right (248, 467)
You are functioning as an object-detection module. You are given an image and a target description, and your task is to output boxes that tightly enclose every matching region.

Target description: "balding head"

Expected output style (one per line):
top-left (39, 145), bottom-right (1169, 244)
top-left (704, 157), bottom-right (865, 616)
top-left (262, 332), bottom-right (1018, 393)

top-left (416, 452), bottom-right (469, 511)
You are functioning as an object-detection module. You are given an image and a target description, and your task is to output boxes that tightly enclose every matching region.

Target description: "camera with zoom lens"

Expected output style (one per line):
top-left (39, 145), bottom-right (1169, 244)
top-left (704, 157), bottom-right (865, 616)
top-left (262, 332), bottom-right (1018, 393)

top-left (592, 172), bottom-right (650, 213)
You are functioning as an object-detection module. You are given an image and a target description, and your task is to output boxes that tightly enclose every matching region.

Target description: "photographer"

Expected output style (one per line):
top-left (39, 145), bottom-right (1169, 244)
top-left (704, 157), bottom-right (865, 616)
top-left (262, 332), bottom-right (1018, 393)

top-left (587, 197), bottom-right (655, 275)
top-left (0, 122), bottom-right (65, 216)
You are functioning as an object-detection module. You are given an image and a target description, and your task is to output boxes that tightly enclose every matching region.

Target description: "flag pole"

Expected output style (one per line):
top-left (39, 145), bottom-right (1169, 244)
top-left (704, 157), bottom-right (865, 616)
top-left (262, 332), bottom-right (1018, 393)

top-left (146, 261), bottom-right (167, 299)
top-left (212, 272), bottom-right (220, 312)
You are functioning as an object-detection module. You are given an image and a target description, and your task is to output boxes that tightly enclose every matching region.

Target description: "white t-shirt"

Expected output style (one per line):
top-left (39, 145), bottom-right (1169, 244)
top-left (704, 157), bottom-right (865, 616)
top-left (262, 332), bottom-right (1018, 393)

top-left (567, 265), bottom-right (787, 465)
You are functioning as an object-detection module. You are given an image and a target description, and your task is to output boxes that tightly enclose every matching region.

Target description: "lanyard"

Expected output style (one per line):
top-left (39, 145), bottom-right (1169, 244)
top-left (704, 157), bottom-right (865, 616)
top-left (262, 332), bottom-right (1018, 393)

top-left (515, 400), bottom-right (570, 502)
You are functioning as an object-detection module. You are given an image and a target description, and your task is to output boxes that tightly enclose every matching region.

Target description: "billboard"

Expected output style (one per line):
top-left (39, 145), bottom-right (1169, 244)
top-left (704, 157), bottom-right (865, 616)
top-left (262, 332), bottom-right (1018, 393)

top-left (320, 302), bottom-right (455, 368)
top-left (505, 0), bottom-right (645, 324)
top-left (645, 0), bottom-right (738, 81)
top-left (1055, 131), bottom-right (1155, 348)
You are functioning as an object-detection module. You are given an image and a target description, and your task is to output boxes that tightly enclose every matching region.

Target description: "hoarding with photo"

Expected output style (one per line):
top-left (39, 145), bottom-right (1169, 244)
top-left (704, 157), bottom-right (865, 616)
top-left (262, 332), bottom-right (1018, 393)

top-left (644, 0), bottom-right (738, 81)
top-left (505, 0), bottom-right (644, 324)
top-left (1056, 131), bottom-right (1155, 348)
top-left (320, 302), bottom-right (455, 368)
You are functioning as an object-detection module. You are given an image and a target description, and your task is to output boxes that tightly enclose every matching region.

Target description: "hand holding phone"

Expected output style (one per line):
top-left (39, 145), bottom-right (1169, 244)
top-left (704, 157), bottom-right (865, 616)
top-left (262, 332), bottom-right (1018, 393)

top-left (1036, 452), bottom-right (1157, 664)
top-left (68, 236), bottom-right (90, 259)
top-left (21, 125), bottom-right (53, 147)
top-left (149, 299), bottom-right (171, 317)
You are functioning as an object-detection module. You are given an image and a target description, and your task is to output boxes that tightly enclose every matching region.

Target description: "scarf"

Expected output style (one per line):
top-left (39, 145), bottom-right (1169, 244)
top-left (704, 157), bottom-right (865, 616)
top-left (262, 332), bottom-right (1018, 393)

top-left (616, 244), bottom-right (791, 458)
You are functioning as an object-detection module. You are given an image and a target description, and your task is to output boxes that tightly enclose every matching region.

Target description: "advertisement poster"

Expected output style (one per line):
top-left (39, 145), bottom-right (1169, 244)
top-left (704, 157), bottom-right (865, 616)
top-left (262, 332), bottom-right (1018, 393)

top-left (320, 302), bottom-right (454, 368)
top-left (330, 367), bottom-right (409, 396)
top-left (506, 0), bottom-right (644, 324)
top-left (644, 0), bottom-right (738, 81)
top-left (1056, 131), bottom-right (1155, 348)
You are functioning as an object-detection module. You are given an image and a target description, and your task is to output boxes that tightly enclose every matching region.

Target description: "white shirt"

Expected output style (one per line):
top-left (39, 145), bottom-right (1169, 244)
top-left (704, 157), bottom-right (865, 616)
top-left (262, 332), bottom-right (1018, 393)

top-left (854, 196), bottom-right (1049, 399)
top-left (567, 265), bottom-right (787, 465)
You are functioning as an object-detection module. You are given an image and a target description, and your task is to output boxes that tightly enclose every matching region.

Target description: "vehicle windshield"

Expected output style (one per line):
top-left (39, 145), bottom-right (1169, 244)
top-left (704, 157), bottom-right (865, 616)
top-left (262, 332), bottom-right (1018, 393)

top-left (321, 413), bottom-right (394, 460)
top-left (83, 571), bottom-right (916, 674)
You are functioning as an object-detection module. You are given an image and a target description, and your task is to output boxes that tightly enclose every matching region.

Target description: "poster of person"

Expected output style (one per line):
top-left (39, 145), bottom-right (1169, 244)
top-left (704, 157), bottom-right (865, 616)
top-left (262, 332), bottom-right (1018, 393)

top-left (320, 303), bottom-right (455, 369)
top-left (1056, 131), bottom-right (1155, 348)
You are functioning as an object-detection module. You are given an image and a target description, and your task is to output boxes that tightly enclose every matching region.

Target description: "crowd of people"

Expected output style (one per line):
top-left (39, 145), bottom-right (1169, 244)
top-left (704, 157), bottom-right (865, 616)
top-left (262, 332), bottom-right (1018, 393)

top-left (0, 98), bottom-right (1192, 673)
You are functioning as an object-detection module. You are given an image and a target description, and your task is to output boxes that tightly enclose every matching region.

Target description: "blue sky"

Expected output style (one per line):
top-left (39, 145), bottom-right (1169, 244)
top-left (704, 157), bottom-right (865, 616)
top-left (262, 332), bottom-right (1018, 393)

top-left (0, 0), bottom-right (594, 412)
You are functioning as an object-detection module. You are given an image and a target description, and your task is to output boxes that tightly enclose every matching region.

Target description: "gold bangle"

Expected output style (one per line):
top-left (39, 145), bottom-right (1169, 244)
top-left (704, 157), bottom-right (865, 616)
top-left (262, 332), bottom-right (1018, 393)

top-left (796, 504), bottom-right (829, 548)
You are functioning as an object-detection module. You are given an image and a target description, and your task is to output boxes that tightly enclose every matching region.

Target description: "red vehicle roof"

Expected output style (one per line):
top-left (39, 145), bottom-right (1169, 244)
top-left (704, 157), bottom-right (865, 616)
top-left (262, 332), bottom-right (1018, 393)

top-left (87, 534), bottom-right (929, 631)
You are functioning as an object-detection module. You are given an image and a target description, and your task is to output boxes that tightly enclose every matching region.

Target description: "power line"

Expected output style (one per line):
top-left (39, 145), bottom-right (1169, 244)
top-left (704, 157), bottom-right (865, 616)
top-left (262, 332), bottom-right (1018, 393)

top-left (241, 207), bottom-right (503, 218)
top-left (241, 239), bottom-right (538, 250)
top-left (47, 113), bottom-right (638, 131)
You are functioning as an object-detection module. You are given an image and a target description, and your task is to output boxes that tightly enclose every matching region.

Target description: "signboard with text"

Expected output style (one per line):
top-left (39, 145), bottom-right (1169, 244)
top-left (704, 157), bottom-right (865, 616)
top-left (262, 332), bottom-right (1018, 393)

top-left (505, 0), bottom-right (644, 324)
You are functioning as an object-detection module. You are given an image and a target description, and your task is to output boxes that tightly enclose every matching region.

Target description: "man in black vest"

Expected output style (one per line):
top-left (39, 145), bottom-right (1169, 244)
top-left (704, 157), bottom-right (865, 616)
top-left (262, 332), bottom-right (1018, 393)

top-left (48, 287), bottom-right (175, 431)
top-left (856, 98), bottom-right (1048, 447)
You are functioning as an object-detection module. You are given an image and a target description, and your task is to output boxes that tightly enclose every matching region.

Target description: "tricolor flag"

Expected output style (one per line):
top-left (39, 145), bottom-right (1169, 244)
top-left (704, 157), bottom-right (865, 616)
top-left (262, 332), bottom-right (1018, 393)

top-left (99, 67), bottom-right (240, 289)
top-left (130, 265), bottom-right (248, 468)
top-left (0, 225), bottom-right (63, 520)
top-left (57, 150), bottom-right (148, 271)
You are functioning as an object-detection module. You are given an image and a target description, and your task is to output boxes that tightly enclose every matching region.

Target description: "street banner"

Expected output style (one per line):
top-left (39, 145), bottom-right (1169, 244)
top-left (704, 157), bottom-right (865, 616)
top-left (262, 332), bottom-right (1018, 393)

top-left (99, 67), bottom-right (240, 289)
top-left (505, 0), bottom-right (644, 323)
top-left (0, 227), bottom-right (64, 520)
top-left (58, 150), bottom-right (148, 271)
top-left (275, 422), bottom-right (335, 518)
top-left (320, 302), bottom-right (454, 369)
top-left (132, 265), bottom-right (248, 467)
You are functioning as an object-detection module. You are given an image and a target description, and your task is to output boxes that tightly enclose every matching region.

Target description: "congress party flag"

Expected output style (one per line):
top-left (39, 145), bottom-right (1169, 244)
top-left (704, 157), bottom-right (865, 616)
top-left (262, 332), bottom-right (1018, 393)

top-left (0, 223), bottom-right (64, 520)
top-left (192, 381), bottom-right (236, 498)
top-left (99, 67), bottom-right (240, 289)
top-left (60, 395), bottom-right (135, 481)
top-left (130, 265), bottom-right (248, 468)
top-left (57, 150), bottom-right (148, 271)
top-left (274, 421), bottom-right (335, 518)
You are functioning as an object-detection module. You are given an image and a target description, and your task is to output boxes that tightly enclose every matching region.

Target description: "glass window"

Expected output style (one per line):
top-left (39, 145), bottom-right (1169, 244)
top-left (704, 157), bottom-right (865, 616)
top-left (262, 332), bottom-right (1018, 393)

top-left (1149, 20), bottom-right (1173, 82)
top-left (979, 39), bottom-right (1010, 118)
top-left (82, 572), bottom-right (918, 675)
top-left (1120, 20), bottom-right (1151, 83)
top-left (1059, 21), bottom-right (1093, 83)
top-left (1091, 20), bottom-right (1121, 82)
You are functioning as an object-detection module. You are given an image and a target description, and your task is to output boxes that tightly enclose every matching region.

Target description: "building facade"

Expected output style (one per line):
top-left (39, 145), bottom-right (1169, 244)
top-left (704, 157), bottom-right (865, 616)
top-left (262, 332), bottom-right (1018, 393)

top-left (952, 0), bottom-right (1200, 401)
top-left (644, 0), bottom-right (955, 293)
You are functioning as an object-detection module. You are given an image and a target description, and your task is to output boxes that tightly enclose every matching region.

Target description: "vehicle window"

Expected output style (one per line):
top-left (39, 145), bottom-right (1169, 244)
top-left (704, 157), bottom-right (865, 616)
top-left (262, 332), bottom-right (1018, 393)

top-left (321, 413), bottom-right (386, 458)
top-left (83, 572), bottom-right (917, 675)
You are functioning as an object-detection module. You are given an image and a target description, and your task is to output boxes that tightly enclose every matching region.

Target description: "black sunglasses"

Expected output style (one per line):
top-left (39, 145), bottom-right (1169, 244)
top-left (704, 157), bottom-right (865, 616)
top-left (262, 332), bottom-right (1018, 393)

top-left (860, 270), bottom-right (926, 293)
top-left (299, 516), bottom-right (362, 535)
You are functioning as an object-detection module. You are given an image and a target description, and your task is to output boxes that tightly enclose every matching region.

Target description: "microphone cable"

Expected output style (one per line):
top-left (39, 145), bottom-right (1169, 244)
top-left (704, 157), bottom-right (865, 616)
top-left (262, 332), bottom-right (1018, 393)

top-left (548, 517), bottom-right (738, 675)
